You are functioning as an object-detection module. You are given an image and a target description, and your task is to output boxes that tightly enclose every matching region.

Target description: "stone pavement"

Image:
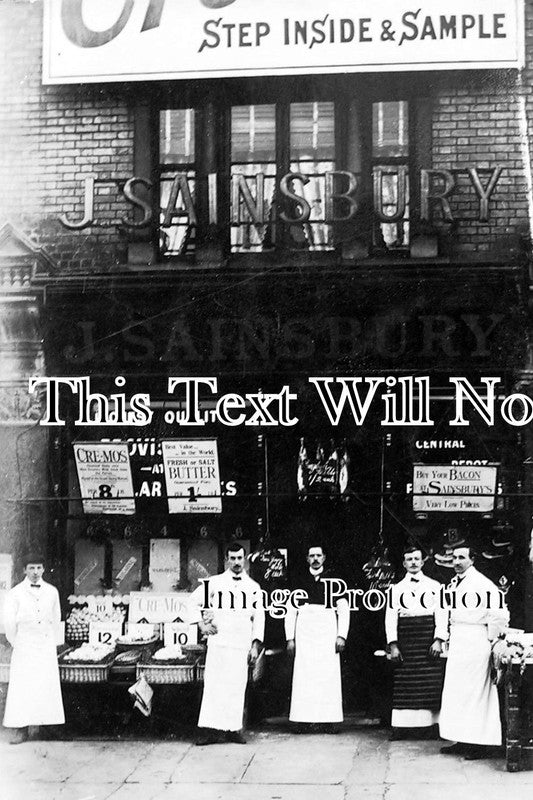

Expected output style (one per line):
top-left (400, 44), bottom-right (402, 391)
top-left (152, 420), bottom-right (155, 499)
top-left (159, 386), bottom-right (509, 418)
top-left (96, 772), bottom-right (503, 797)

top-left (1, 725), bottom-right (532, 800)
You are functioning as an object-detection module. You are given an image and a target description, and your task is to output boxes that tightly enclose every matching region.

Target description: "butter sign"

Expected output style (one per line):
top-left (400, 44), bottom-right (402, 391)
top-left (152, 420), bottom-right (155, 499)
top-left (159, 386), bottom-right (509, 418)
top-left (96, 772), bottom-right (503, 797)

top-left (129, 591), bottom-right (191, 623)
top-left (412, 464), bottom-right (497, 513)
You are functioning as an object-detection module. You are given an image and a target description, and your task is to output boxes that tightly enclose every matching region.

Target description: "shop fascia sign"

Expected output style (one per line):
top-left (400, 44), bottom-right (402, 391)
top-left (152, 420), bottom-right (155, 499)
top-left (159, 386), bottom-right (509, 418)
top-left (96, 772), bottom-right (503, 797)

top-left (59, 165), bottom-right (503, 231)
top-left (43, 0), bottom-right (524, 84)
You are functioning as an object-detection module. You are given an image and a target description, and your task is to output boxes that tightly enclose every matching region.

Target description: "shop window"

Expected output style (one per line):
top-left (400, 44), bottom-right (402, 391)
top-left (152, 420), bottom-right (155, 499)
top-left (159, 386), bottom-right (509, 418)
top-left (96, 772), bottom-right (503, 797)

top-left (372, 101), bottom-right (410, 250)
top-left (158, 108), bottom-right (196, 257)
top-left (288, 101), bottom-right (335, 251)
top-left (231, 104), bottom-right (277, 252)
top-left (157, 96), bottom-right (412, 258)
top-left (230, 101), bottom-right (335, 253)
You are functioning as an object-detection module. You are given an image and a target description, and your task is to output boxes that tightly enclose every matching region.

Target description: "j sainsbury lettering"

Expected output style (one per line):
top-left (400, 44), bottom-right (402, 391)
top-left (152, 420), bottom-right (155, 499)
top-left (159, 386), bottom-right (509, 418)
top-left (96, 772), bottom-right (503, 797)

top-left (43, 0), bottom-right (525, 84)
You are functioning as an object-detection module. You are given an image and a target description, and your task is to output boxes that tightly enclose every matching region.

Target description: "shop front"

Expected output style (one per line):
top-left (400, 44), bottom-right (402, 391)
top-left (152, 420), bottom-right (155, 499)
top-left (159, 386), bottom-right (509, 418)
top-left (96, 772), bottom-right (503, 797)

top-left (0, 0), bottom-right (532, 758)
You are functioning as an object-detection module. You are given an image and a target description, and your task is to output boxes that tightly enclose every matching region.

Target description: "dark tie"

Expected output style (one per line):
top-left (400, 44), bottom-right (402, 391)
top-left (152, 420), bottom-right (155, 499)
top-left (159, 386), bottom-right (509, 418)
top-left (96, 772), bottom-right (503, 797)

top-left (232, 576), bottom-right (242, 581)
top-left (411, 577), bottom-right (420, 583)
top-left (30, 584), bottom-right (41, 588)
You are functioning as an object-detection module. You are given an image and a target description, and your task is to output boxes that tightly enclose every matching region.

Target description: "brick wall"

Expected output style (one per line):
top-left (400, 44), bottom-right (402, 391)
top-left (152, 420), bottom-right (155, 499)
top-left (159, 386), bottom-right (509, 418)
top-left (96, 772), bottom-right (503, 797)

top-left (1, 0), bottom-right (533, 270)
top-left (0, 0), bottom-right (134, 272)
top-left (431, 71), bottom-right (531, 255)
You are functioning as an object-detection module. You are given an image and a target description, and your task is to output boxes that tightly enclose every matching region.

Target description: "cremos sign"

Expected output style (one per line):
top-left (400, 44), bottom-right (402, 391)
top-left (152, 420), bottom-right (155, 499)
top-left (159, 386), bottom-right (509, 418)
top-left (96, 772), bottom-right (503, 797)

top-left (43, 0), bottom-right (525, 84)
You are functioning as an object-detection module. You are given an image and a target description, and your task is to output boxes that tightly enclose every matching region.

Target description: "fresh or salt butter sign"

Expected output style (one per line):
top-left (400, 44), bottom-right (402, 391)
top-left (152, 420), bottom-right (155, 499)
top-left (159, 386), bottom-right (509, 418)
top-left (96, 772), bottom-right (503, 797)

top-left (88, 620), bottom-right (123, 646)
top-left (162, 440), bottom-right (222, 514)
top-left (43, 1), bottom-right (524, 84)
top-left (413, 464), bottom-right (497, 512)
top-left (73, 442), bottom-right (135, 515)
top-left (164, 623), bottom-right (198, 647)
top-left (129, 591), bottom-right (191, 624)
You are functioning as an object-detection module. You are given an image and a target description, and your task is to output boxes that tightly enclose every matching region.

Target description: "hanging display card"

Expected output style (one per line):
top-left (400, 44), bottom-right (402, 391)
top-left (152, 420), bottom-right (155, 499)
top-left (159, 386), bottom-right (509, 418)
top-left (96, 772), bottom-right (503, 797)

top-left (149, 538), bottom-right (181, 592)
top-left (73, 442), bottom-right (135, 514)
top-left (162, 439), bottom-right (222, 514)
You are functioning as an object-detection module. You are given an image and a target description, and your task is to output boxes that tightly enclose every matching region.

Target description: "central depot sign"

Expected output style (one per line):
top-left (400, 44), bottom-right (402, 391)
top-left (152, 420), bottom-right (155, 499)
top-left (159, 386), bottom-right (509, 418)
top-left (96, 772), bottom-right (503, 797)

top-left (43, 0), bottom-right (524, 84)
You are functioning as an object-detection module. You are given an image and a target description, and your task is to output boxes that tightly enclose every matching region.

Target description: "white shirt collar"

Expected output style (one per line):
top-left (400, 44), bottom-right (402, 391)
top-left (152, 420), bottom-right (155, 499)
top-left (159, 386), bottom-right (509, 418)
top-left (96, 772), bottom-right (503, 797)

top-left (309, 566), bottom-right (324, 576)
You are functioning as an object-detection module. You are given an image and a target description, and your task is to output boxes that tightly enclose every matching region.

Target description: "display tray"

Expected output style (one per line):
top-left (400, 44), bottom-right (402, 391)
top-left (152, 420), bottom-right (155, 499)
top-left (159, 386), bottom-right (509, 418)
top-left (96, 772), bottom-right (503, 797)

top-left (116, 636), bottom-right (160, 654)
top-left (136, 661), bottom-right (197, 684)
top-left (59, 650), bottom-right (115, 683)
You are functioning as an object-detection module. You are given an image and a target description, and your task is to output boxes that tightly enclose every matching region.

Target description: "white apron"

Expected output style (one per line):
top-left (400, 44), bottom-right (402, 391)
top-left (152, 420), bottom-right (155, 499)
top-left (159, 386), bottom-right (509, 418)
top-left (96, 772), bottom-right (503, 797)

top-left (4, 621), bottom-right (65, 728)
top-left (198, 638), bottom-right (249, 731)
top-left (439, 622), bottom-right (501, 745)
top-left (290, 604), bottom-right (343, 723)
top-left (192, 571), bottom-right (264, 732)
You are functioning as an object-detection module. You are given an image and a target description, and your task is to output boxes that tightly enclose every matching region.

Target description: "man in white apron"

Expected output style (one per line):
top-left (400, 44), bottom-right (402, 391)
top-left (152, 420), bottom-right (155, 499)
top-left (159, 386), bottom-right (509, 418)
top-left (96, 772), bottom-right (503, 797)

top-left (3, 554), bottom-right (65, 744)
top-left (189, 544), bottom-right (264, 745)
top-left (285, 545), bottom-right (350, 732)
top-left (439, 544), bottom-right (509, 759)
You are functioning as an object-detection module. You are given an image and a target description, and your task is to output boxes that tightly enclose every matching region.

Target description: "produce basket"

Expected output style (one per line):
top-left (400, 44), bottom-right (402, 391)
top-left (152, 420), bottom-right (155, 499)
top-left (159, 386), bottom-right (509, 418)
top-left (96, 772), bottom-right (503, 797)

top-left (196, 663), bottom-right (205, 682)
top-left (136, 662), bottom-right (196, 684)
top-left (59, 649), bottom-right (115, 683)
top-left (136, 650), bottom-right (197, 684)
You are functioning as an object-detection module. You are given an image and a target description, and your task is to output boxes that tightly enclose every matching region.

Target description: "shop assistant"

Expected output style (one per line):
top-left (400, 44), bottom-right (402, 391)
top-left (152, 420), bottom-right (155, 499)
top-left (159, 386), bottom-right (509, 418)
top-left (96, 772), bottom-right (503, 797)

top-left (439, 544), bottom-right (509, 759)
top-left (285, 545), bottom-right (350, 732)
top-left (3, 553), bottom-right (65, 745)
top-left (188, 543), bottom-right (265, 745)
top-left (385, 546), bottom-right (447, 739)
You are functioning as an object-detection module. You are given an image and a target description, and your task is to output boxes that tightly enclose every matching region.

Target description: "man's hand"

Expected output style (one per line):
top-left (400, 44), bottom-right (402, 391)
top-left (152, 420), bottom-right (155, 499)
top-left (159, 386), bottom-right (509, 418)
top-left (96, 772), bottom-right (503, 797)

top-left (286, 639), bottom-right (296, 658)
top-left (389, 643), bottom-right (403, 663)
top-left (335, 636), bottom-right (346, 654)
top-left (429, 639), bottom-right (443, 658)
top-left (199, 619), bottom-right (218, 637)
top-left (248, 641), bottom-right (261, 666)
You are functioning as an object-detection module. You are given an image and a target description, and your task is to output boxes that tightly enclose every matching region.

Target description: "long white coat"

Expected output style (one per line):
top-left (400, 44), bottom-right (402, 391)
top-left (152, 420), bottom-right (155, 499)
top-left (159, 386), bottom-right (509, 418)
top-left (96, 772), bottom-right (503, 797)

top-left (3, 578), bottom-right (65, 728)
top-left (439, 566), bottom-right (509, 745)
top-left (189, 570), bottom-right (265, 731)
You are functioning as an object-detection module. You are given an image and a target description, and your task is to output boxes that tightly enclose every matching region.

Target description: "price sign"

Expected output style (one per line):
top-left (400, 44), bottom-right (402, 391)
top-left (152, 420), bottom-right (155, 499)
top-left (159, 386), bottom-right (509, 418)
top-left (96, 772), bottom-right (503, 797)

top-left (89, 621), bottom-right (123, 647)
top-left (164, 623), bottom-right (197, 648)
top-left (73, 442), bottom-right (135, 515)
top-left (127, 622), bottom-right (155, 639)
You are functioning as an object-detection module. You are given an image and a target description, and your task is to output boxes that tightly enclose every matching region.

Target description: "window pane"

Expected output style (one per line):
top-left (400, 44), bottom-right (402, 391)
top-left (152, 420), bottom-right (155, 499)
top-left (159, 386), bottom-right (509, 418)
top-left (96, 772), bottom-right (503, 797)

top-left (289, 102), bottom-right (335, 251)
top-left (159, 109), bottom-right (196, 256)
top-left (372, 101), bottom-right (408, 158)
top-left (231, 105), bottom-right (276, 253)
top-left (159, 170), bottom-right (196, 256)
top-left (290, 102), bottom-right (334, 161)
top-left (231, 105), bottom-right (276, 163)
top-left (160, 109), bottom-right (195, 164)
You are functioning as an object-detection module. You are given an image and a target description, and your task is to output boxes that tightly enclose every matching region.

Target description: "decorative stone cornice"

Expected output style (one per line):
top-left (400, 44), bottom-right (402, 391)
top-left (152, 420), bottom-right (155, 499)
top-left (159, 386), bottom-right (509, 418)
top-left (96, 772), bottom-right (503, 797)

top-left (0, 221), bottom-right (55, 292)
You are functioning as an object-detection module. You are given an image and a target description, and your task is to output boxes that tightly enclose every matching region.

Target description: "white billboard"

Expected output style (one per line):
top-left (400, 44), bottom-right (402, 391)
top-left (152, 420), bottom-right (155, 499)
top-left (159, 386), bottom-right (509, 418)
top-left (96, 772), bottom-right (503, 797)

top-left (43, 0), bottom-right (525, 84)
top-left (161, 439), bottom-right (222, 514)
top-left (412, 464), bottom-right (498, 513)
